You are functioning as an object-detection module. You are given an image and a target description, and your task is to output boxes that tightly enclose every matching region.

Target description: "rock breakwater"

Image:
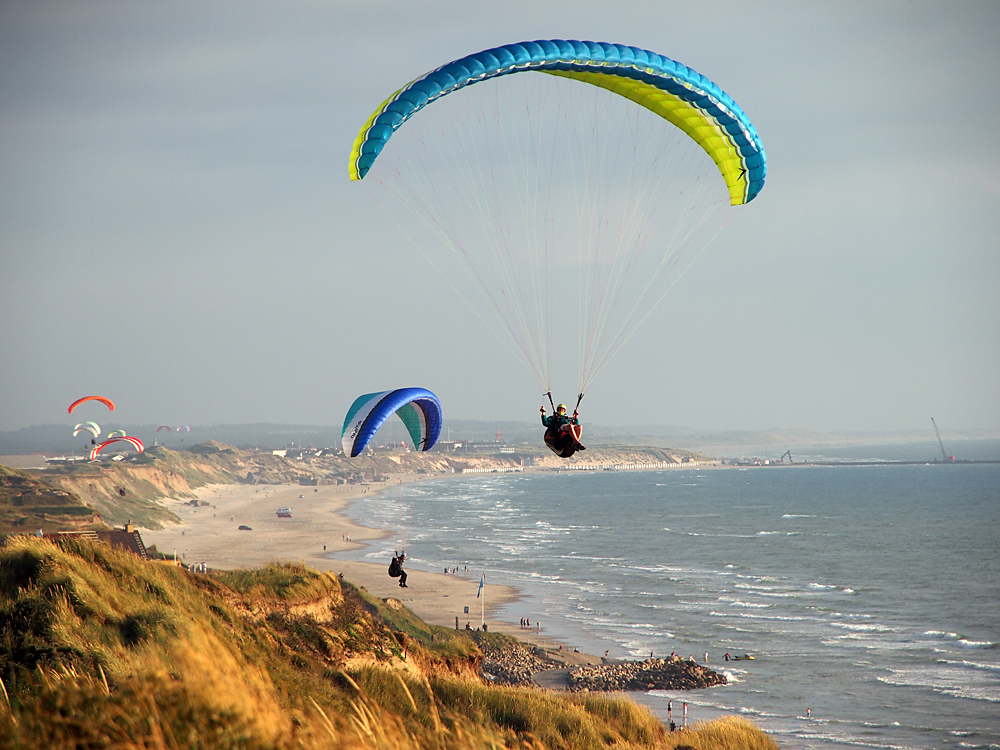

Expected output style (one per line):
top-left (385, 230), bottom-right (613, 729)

top-left (474, 633), bottom-right (550, 686)
top-left (567, 656), bottom-right (726, 692)
top-left (475, 635), bottom-right (728, 693)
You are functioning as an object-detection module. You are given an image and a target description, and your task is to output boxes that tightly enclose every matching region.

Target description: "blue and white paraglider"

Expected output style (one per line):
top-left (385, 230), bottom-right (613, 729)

top-left (341, 388), bottom-right (442, 458)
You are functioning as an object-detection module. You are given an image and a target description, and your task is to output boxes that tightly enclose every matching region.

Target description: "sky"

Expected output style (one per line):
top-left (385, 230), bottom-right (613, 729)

top-left (1, 1), bottom-right (998, 435)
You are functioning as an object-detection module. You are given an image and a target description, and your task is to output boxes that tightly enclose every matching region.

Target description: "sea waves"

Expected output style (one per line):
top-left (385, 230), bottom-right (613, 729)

top-left (342, 461), bottom-right (1000, 750)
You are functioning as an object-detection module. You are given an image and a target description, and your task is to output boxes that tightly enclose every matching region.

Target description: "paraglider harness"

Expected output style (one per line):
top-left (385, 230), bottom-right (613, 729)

top-left (541, 392), bottom-right (586, 458)
top-left (388, 551), bottom-right (407, 587)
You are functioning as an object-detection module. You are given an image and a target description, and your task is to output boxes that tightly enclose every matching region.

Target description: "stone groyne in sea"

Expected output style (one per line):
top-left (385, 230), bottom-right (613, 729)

top-left (476, 635), bottom-right (727, 693)
top-left (566, 656), bottom-right (727, 692)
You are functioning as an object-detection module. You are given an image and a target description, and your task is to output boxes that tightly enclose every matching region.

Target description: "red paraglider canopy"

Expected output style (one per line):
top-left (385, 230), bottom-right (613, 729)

top-left (68, 396), bottom-right (115, 414)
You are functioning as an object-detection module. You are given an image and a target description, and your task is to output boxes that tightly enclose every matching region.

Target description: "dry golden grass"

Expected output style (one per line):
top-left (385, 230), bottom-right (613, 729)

top-left (671, 715), bottom-right (781, 750)
top-left (0, 536), bottom-right (779, 750)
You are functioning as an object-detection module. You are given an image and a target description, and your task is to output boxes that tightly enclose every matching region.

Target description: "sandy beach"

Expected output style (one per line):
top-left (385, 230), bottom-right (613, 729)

top-left (140, 478), bottom-right (594, 664)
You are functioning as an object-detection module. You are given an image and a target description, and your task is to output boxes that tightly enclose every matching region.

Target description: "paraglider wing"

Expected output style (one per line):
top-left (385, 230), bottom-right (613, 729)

top-left (176, 425), bottom-right (190, 432)
top-left (342, 388), bottom-right (442, 458)
top-left (90, 436), bottom-right (144, 461)
top-left (349, 39), bottom-right (765, 205)
top-left (73, 422), bottom-right (101, 438)
top-left (157, 425), bottom-right (172, 433)
top-left (107, 429), bottom-right (127, 438)
top-left (68, 396), bottom-right (115, 414)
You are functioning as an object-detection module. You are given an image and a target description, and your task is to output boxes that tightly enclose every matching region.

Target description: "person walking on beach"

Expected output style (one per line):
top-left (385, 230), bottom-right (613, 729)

top-left (388, 551), bottom-right (408, 588)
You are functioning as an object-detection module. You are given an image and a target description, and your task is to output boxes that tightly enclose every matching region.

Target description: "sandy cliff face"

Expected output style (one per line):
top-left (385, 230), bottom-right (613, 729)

top-left (38, 449), bottom-right (246, 527)
top-left (0, 464), bottom-right (103, 533)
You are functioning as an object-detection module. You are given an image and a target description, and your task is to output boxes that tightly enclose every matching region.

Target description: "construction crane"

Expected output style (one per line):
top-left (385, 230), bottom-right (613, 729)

top-left (930, 418), bottom-right (955, 461)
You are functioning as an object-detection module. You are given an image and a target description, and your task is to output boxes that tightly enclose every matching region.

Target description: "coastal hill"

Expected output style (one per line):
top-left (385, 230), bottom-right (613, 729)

top-left (0, 442), bottom-right (711, 531)
top-left (0, 534), bottom-right (778, 750)
top-left (0, 464), bottom-right (106, 534)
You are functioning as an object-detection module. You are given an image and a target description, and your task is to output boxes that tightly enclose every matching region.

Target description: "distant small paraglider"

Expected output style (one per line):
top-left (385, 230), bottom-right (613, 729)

top-left (72, 422), bottom-right (101, 438)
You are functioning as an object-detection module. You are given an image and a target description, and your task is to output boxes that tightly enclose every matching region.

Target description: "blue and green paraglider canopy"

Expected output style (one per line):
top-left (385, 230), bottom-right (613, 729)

top-left (349, 39), bottom-right (765, 205)
top-left (349, 40), bottom-right (766, 400)
top-left (341, 388), bottom-right (443, 458)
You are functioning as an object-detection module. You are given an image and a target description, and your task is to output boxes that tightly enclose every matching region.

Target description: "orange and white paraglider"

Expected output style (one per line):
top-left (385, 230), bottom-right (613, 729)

top-left (68, 396), bottom-right (115, 414)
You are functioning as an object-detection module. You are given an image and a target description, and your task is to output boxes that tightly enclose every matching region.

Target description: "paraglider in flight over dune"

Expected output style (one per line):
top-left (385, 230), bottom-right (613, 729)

top-left (342, 388), bottom-right (442, 458)
top-left (72, 422), bottom-right (101, 439)
top-left (349, 40), bottom-right (765, 457)
top-left (68, 396), bottom-right (115, 414)
top-left (90, 436), bottom-right (144, 461)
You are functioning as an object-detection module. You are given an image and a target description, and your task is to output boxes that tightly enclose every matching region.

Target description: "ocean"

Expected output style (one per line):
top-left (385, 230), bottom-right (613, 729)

top-left (340, 450), bottom-right (1000, 750)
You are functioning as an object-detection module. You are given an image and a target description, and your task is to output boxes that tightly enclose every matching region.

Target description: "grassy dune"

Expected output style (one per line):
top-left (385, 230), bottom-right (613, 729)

top-left (0, 536), bottom-right (778, 750)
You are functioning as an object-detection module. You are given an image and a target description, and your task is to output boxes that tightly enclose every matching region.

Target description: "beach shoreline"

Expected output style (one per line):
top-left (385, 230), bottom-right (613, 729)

top-left (139, 474), bottom-right (598, 666)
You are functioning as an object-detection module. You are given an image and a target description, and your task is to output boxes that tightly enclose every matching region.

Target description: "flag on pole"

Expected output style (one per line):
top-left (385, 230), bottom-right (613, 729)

top-left (477, 573), bottom-right (485, 598)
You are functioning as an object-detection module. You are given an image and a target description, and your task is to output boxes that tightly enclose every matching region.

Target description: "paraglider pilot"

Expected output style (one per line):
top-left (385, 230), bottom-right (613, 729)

top-left (540, 398), bottom-right (586, 457)
top-left (388, 550), bottom-right (407, 588)
top-left (541, 403), bottom-right (578, 431)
